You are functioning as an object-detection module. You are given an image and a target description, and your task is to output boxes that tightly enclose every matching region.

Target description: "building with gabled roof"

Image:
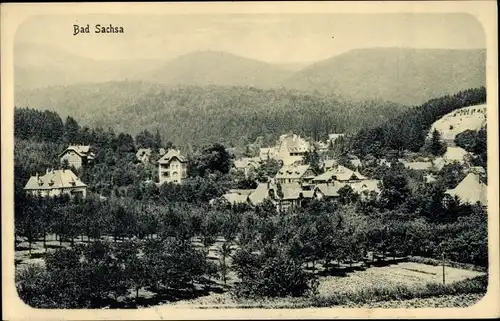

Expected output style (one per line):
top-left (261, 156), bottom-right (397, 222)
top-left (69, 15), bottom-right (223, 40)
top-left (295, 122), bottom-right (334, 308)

top-left (313, 165), bottom-right (367, 184)
top-left (248, 182), bottom-right (272, 206)
top-left (24, 169), bottom-right (87, 198)
top-left (313, 182), bottom-right (347, 200)
top-left (277, 133), bottom-right (310, 159)
top-left (233, 157), bottom-right (261, 177)
top-left (350, 180), bottom-right (381, 198)
top-left (321, 159), bottom-right (338, 172)
top-left (268, 182), bottom-right (313, 212)
top-left (275, 164), bottom-right (317, 184)
top-left (444, 172), bottom-right (487, 206)
top-left (221, 193), bottom-right (250, 205)
top-left (59, 145), bottom-right (95, 169)
top-left (158, 149), bottom-right (188, 185)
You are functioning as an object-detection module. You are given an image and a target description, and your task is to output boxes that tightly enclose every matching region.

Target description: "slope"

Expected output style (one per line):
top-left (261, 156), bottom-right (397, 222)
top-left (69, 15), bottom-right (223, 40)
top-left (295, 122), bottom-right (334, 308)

top-left (138, 50), bottom-right (293, 88)
top-left (14, 42), bottom-right (165, 90)
top-left (15, 83), bottom-right (409, 149)
top-left (282, 48), bottom-right (486, 105)
top-left (428, 104), bottom-right (487, 143)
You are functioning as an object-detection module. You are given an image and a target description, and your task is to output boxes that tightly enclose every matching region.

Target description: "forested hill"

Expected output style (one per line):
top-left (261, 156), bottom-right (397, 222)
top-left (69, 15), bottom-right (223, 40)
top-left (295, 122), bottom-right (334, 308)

top-left (15, 44), bottom-right (486, 106)
top-left (282, 48), bottom-right (486, 105)
top-left (139, 50), bottom-right (293, 88)
top-left (349, 87), bottom-right (487, 157)
top-left (15, 83), bottom-right (408, 149)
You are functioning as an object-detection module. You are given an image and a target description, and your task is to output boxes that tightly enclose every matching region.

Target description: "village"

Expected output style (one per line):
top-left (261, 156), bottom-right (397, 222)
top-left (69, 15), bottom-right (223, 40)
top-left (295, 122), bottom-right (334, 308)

top-left (23, 128), bottom-right (487, 212)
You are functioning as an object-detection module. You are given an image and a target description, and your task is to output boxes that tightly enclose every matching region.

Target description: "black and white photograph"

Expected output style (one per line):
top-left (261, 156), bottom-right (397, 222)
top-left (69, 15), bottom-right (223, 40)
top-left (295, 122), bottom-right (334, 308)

top-left (2, 2), bottom-right (498, 319)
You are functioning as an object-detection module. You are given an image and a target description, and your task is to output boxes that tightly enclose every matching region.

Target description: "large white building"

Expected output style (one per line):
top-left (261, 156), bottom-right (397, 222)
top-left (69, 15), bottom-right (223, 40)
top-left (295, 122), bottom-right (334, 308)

top-left (24, 169), bottom-right (87, 199)
top-left (158, 149), bottom-right (188, 184)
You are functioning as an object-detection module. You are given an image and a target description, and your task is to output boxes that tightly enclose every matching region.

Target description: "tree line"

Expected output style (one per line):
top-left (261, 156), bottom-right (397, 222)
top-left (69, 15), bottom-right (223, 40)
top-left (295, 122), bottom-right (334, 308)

top-left (348, 87), bottom-right (486, 157)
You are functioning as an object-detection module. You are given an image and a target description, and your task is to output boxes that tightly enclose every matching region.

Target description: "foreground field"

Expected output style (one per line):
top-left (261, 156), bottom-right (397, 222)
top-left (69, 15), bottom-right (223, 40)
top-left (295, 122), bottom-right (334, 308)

top-left (14, 237), bottom-right (486, 309)
top-left (165, 263), bottom-right (485, 309)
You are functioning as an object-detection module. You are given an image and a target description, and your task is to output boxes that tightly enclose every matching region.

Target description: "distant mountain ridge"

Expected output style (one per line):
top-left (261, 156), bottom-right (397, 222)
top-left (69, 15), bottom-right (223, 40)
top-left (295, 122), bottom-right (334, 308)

top-left (138, 50), bottom-right (293, 88)
top-left (14, 43), bottom-right (486, 106)
top-left (282, 47), bottom-right (486, 105)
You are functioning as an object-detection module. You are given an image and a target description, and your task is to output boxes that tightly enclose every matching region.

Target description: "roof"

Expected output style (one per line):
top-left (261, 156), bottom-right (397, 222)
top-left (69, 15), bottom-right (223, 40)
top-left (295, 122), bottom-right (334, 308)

top-left (402, 160), bottom-right (434, 171)
top-left (158, 149), bottom-right (187, 164)
top-left (228, 189), bottom-right (255, 196)
top-left (350, 180), bottom-right (381, 194)
top-left (322, 159), bottom-right (338, 168)
top-left (424, 174), bottom-right (437, 183)
top-left (278, 183), bottom-right (303, 200)
top-left (281, 155), bottom-right (304, 166)
top-left (314, 165), bottom-right (367, 182)
top-left (445, 172), bottom-right (487, 206)
top-left (443, 147), bottom-right (470, 163)
top-left (349, 157), bottom-right (362, 168)
top-left (59, 145), bottom-right (93, 158)
top-left (314, 183), bottom-right (347, 197)
top-left (248, 183), bottom-right (271, 205)
top-left (234, 157), bottom-right (261, 169)
top-left (302, 190), bottom-right (315, 199)
top-left (222, 193), bottom-right (249, 204)
top-left (24, 169), bottom-right (87, 190)
top-left (276, 165), bottom-right (312, 180)
top-left (279, 134), bottom-right (310, 153)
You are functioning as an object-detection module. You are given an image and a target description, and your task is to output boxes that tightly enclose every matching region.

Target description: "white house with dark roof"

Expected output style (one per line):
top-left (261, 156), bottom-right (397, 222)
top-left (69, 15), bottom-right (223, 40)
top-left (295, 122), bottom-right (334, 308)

top-left (24, 169), bottom-right (87, 198)
top-left (59, 145), bottom-right (95, 169)
top-left (158, 149), bottom-right (188, 184)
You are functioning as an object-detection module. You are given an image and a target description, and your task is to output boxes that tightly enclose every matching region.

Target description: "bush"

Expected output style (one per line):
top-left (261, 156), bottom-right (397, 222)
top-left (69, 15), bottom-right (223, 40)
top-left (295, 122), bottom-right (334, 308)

top-left (231, 245), bottom-right (317, 299)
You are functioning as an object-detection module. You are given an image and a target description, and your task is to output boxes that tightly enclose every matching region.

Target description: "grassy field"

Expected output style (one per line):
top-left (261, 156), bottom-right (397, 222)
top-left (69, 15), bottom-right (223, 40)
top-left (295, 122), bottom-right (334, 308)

top-left (14, 236), bottom-right (487, 309)
top-left (165, 262), bottom-right (486, 309)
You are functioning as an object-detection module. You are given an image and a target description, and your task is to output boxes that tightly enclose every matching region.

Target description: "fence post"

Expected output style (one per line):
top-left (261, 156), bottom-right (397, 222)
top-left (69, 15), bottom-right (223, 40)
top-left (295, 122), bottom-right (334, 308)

top-left (442, 251), bottom-right (446, 285)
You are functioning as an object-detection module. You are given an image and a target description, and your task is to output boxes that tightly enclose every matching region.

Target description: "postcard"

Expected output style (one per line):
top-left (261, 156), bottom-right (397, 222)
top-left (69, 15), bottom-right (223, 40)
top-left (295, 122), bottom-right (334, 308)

top-left (1, 1), bottom-right (498, 320)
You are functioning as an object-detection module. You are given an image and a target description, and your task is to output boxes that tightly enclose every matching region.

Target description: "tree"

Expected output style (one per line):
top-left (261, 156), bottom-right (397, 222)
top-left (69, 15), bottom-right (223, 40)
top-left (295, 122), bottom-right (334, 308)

top-left (338, 185), bottom-right (359, 205)
top-left (153, 128), bottom-right (163, 150)
top-left (63, 116), bottom-right (81, 145)
top-left (256, 159), bottom-right (281, 182)
top-left (379, 172), bottom-right (411, 210)
top-left (231, 245), bottom-right (317, 298)
top-left (189, 143), bottom-right (234, 177)
top-left (117, 133), bottom-right (135, 153)
top-left (304, 148), bottom-right (322, 173)
top-left (423, 129), bottom-right (447, 156)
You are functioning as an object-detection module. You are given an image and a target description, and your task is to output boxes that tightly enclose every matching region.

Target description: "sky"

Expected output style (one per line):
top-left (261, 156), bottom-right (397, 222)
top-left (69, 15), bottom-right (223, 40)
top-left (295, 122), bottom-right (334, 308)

top-left (15, 13), bottom-right (486, 64)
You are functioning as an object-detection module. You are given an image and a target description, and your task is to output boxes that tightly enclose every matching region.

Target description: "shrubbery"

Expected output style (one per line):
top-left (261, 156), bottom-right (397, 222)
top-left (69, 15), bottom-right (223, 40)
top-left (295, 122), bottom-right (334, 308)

top-left (231, 246), bottom-right (318, 299)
